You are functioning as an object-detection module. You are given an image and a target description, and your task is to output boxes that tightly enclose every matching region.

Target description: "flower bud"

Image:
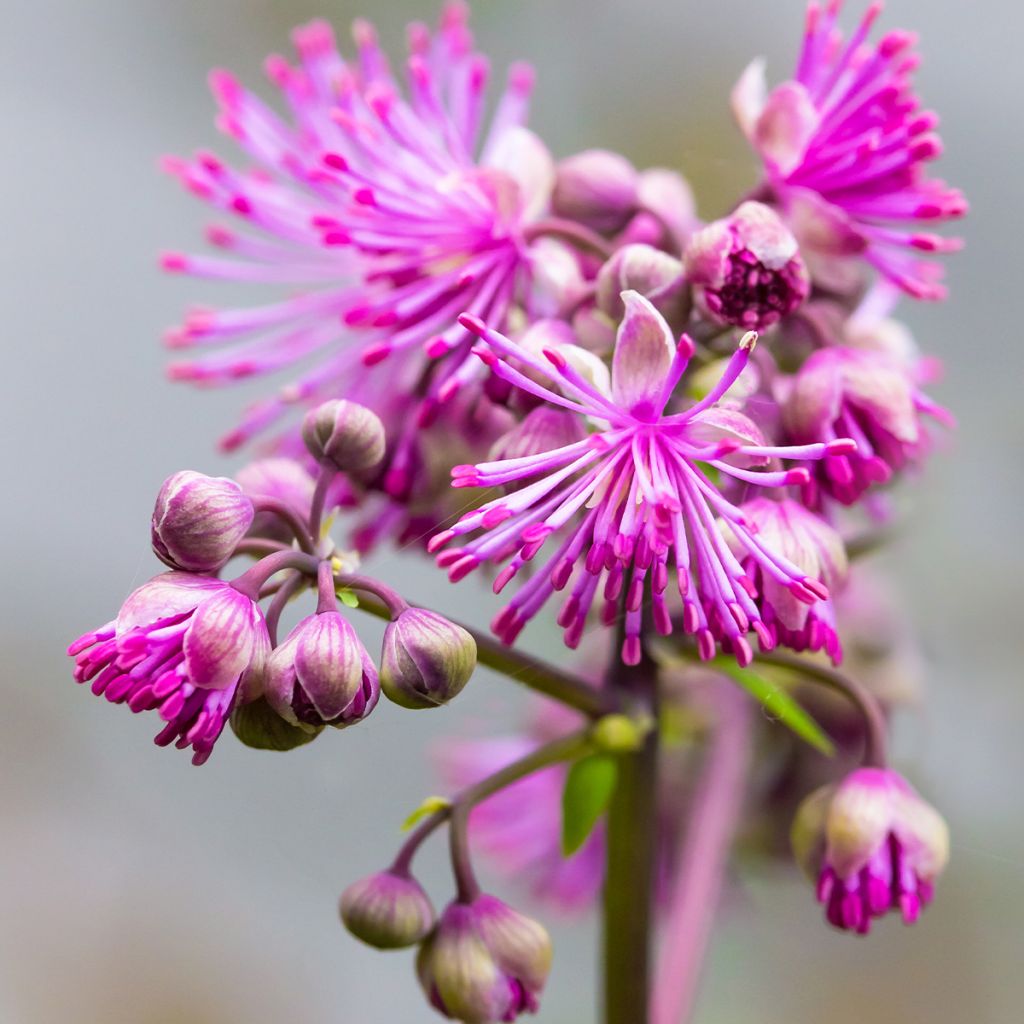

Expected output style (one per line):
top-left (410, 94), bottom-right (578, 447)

top-left (301, 400), bottom-right (386, 474)
top-left (151, 471), bottom-right (254, 572)
top-left (416, 894), bottom-right (552, 1023)
top-left (266, 612), bottom-right (380, 731)
top-left (596, 244), bottom-right (687, 324)
top-left (235, 458), bottom-right (316, 543)
top-left (340, 869), bottom-right (436, 950)
top-left (636, 167), bottom-right (698, 248)
top-left (552, 149), bottom-right (639, 234)
top-left (229, 696), bottom-right (322, 751)
top-left (381, 609), bottom-right (477, 709)
top-left (684, 200), bottom-right (809, 330)
top-left (791, 768), bottom-right (949, 934)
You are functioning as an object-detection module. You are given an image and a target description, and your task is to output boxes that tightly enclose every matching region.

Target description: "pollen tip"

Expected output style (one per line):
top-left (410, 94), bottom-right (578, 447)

top-left (739, 330), bottom-right (758, 352)
top-left (458, 312), bottom-right (487, 336)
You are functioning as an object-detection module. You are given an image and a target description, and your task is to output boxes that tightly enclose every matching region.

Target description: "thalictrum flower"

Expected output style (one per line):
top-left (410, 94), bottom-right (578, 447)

top-left (430, 291), bottom-right (856, 664)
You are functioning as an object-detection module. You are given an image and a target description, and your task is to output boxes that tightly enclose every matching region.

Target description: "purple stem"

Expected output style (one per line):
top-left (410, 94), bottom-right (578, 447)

top-left (230, 549), bottom-right (319, 600)
top-left (316, 559), bottom-right (337, 614)
top-left (309, 465), bottom-right (338, 542)
top-left (333, 572), bottom-right (409, 618)
top-left (652, 681), bottom-right (753, 1024)
top-left (265, 571), bottom-right (307, 646)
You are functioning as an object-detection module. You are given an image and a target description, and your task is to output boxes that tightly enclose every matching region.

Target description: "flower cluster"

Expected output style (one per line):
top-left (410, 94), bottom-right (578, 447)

top-left (67, 1), bottom-right (965, 1019)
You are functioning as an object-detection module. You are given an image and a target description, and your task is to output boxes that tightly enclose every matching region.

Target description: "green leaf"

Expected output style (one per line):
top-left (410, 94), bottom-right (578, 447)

top-left (714, 660), bottom-right (835, 756)
top-left (561, 754), bottom-right (618, 856)
top-left (336, 588), bottom-right (360, 608)
top-left (401, 795), bottom-right (451, 832)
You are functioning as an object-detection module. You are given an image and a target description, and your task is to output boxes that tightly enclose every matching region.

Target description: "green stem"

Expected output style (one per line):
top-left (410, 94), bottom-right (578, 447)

top-left (353, 593), bottom-right (614, 718)
top-left (603, 628), bottom-right (659, 1024)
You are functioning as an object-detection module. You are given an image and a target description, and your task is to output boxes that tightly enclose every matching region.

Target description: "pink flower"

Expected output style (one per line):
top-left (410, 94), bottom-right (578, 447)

top-left (162, 2), bottom-right (558, 459)
top-left (436, 702), bottom-right (605, 912)
top-left (732, 1), bottom-right (966, 299)
top-left (792, 767), bottom-right (949, 933)
top-left (430, 292), bottom-right (855, 664)
top-left (68, 573), bottom-right (269, 764)
top-left (782, 345), bottom-right (952, 506)
top-left (725, 498), bottom-right (847, 663)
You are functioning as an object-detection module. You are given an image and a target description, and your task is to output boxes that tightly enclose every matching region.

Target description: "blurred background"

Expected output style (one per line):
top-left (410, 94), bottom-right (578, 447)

top-left (1, 0), bottom-right (1021, 1020)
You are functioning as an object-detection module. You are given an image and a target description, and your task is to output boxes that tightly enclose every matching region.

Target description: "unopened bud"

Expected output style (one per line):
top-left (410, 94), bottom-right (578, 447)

top-left (152, 470), bottom-right (254, 572)
top-left (301, 400), bottom-right (386, 474)
top-left (229, 696), bottom-right (322, 751)
top-left (340, 869), bottom-right (436, 950)
top-left (552, 149), bottom-right (639, 234)
top-left (596, 244), bottom-right (687, 324)
top-left (381, 609), bottom-right (477, 709)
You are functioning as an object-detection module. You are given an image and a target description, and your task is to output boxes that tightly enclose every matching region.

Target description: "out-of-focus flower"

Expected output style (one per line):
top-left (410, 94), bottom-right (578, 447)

top-left (416, 893), bottom-right (552, 1023)
top-left (732, 1), bottom-right (966, 299)
top-left (68, 573), bottom-right (269, 764)
top-left (341, 869), bottom-right (436, 949)
top-left (431, 292), bottom-right (854, 664)
top-left (552, 149), bottom-right (639, 234)
top-left (151, 471), bottom-right (255, 572)
top-left (726, 497), bottom-right (847, 662)
top-left (684, 201), bottom-right (809, 330)
top-left (235, 457), bottom-right (317, 543)
top-left (265, 611), bottom-right (379, 730)
top-left (162, 2), bottom-right (559, 459)
top-left (791, 767), bottom-right (949, 933)
top-left (782, 345), bottom-right (952, 505)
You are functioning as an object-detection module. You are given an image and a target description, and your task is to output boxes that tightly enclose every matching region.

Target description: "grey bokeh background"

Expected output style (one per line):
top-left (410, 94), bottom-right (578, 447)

top-left (2, 0), bottom-right (1021, 1020)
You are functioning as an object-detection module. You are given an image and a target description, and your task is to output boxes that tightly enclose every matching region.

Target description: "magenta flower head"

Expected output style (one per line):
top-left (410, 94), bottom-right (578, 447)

top-left (341, 869), bottom-right (436, 950)
top-left (162, 3), bottom-right (557, 455)
top-left (791, 767), bottom-right (949, 933)
top-left (725, 498), bottom-right (847, 662)
top-left (68, 573), bottom-right (269, 765)
top-left (416, 893), bottom-right (552, 1023)
top-left (152, 470), bottom-right (254, 572)
top-left (732, 2), bottom-right (966, 299)
top-left (684, 201), bottom-right (809, 330)
top-left (265, 612), bottom-right (380, 731)
top-left (782, 346), bottom-right (952, 505)
top-left (552, 149), bottom-right (639, 234)
top-left (381, 608), bottom-right (477, 709)
top-left (431, 292), bottom-right (854, 665)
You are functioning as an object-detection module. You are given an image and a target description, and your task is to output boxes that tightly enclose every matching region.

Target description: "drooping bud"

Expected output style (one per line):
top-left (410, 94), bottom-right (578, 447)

top-left (340, 869), bottom-right (436, 950)
top-left (684, 200), bottom-right (809, 330)
top-left (301, 400), bottom-right (386, 474)
top-left (416, 894), bottom-right (552, 1023)
top-left (596, 243), bottom-right (687, 324)
top-left (229, 695), bottom-right (322, 750)
top-left (235, 458), bottom-right (316, 543)
top-left (791, 768), bottom-right (949, 934)
top-left (265, 612), bottom-right (379, 731)
top-left (151, 471), bottom-right (254, 572)
top-left (381, 609), bottom-right (477, 709)
top-left (552, 149), bottom-right (639, 234)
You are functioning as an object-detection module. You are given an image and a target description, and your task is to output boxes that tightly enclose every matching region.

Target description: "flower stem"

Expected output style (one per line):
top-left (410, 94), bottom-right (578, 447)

top-left (250, 499), bottom-right (316, 554)
top-left (523, 217), bottom-right (615, 258)
top-left (602, 629), bottom-right (659, 1024)
top-left (652, 680), bottom-right (752, 1024)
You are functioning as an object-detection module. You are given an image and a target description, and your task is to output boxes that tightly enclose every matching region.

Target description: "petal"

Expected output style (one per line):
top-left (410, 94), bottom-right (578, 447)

top-left (116, 572), bottom-right (222, 633)
top-left (183, 587), bottom-right (258, 689)
top-left (731, 58), bottom-right (767, 141)
top-left (294, 613), bottom-right (367, 719)
top-left (753, 82), bottom-right (818, 177)
top-left (686, 407), bottom-right (768, 468)
top-left (785, 187), bottom-right (866, 257)
top-left (826, 768), bottom-right (898, 878)
top-left (484, 126), bottom-right (555, 222)
top-left (611, 291), bottom-right (676, 416)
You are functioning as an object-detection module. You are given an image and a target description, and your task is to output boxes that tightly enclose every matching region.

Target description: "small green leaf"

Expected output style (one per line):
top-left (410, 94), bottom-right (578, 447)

top-left (561, 754), bottom-right (618, 856)
top-left (401, 795), bottom-right (451, 832)
top-left (714, 660), bottom-right (835, 756)
top-left (336, 588), bottom-right (360, 608)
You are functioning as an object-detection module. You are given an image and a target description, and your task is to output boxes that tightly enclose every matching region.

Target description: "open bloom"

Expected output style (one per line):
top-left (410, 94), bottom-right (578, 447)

top-left (430, 292), bottom-right (855, 664)
top-left (783, 345), bottom-right (952, 505)
top-left (732, 1), bottom-right (966, 299)
top-left (791, 767), bottom-right (949, 933)
top-left (68, 574), bottom-right (269, 765)
top-left (162, 2), bottom-right (558, 457)
top-left (726, 497), bottom-right (847, 662)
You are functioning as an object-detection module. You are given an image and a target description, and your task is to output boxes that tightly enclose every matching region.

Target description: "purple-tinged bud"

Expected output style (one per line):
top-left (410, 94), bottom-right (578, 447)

top-left (381, 609), bottom-right (477, 709)
top-left (301, 400), bottom-right (386, 474)
top-left (340, 870), bottom-right (436, 950)
top-left (684, 201), bottom-right (809, 330)
top-left (636, 167), bottom-right (698, 248)
top-left (791, 768), bottom-right (949, 934)
top-left (235, 458), bottom-right (316, 543)
top-left (151, 471), bottom-right (254, 572)
top-left (265, 612), bottom-right (379, 731)
top-left (596, 244), bottom-right (688, 324)
top-left (230, 696), bottom-right (322, 750)
top-left (416, 894), bottom-right (552, 1023)
top-left (552, 149), bottom-right (639, 234)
